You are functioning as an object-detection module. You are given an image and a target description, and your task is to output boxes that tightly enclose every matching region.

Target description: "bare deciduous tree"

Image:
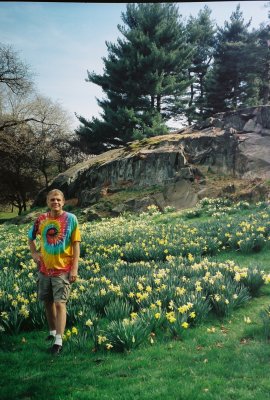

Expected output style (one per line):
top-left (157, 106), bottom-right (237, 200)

top-left (0, 44), bottom-right (82, 214)
top-left (0, 90), bottom-right (80, 213)
top-left (0, 43), bottom-right (33, 95)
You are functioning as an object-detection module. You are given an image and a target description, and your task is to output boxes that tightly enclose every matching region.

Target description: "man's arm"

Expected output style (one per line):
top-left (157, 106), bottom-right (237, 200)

top-left (28, 239), bottom-right (41, 263)
top-left (69, 241), bottom-right (80, 282)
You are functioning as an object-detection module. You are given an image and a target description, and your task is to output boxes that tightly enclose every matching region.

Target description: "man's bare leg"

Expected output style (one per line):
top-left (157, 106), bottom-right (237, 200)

top-left (44, 300), bottom-right (56, 331)
top-left (55, 302), bottom-right (67, 336)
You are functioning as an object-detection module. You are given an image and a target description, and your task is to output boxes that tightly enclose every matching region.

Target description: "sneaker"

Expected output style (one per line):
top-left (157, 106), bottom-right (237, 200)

top-left (45, 334), bottom-right (55, 341)
top-left (49, 344), bottom-right (63, 355)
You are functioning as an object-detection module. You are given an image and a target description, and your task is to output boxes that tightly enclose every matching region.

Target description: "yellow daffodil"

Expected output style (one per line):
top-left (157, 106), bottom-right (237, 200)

top-left (182, 322), bottom-right (189, 329)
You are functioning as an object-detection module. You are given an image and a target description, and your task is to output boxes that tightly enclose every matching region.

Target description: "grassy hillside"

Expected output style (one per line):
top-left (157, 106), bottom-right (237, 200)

top-left (0, 198), bottom-right (270, 400)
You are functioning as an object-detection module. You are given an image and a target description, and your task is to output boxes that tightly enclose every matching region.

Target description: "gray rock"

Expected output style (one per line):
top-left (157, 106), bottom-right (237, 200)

top-left (32, 106), bottom-right (270, 212)
top-left (79, 187), bottom-right (103, 207)
top-left (261, 128), bottom-right (270, 136)
top-left (243, 119), bottom-right (256, 132)
top-left (163, 180), bottom-right (198, 210)
top-left (254, 123), bottom-right (263, 133)
top-left (85, 210), bottom-right (102, 221)
top-left (235, 132), bottom-right (270, 179)
top-left (111, 203), bottom-right (129, 215)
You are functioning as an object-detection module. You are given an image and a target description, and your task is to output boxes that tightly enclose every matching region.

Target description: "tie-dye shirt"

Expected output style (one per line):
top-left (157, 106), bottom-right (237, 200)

top-left (28, 211), bottom-right (81, 276)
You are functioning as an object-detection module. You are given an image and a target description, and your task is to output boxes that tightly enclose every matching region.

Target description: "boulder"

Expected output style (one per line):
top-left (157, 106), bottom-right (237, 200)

top-left (163, 179), bottom-right (198, 210)
top-left (32, 106), bottom-right (270, 212)
top-left (235, 132), bottom-right (270, 179)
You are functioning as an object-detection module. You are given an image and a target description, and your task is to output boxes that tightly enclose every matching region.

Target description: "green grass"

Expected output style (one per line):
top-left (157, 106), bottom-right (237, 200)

top-left (1, 285), bottom-right (270, 400)
top-left (0, 210), bottom-right (18, 221)
top-left (1, 272), bottom-right (270, 400)
top-left (1, 201), bottom-right (270, 400)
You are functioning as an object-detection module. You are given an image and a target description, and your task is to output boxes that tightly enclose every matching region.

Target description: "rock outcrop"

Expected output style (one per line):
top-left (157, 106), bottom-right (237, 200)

top-left (197, 105), bottom-right (270, 180)
top-left (34, 106), bottom-right (270, 212)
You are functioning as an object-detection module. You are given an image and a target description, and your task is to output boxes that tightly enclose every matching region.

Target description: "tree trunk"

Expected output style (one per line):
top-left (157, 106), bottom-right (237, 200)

top-left (41, 167), bottom-right (49, 189)
top-left (199, 73), bottom-right (204, 116)
top-left (156, 95), bottom-right (161, 113)
top-left (22, 196), bottom-right (27, 212)
top-left (188, 70), bottom-right (194, 125)
top-left (17, 190), bottom-right (27, 214)
top-left (13, 200), bottom-right (23, 215)
top-left (262, 37), bottom-right (270, 105)
top-left (262, 60), bottom-right (270, 105)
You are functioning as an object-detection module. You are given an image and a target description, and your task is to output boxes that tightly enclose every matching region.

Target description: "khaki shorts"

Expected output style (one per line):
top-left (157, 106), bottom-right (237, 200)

top-left (37, 272), bottom-right (71, 303)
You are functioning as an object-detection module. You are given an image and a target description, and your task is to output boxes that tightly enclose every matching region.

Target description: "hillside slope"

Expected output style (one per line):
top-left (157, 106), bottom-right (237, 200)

top-left (34, 106), bottom-right (270, 215)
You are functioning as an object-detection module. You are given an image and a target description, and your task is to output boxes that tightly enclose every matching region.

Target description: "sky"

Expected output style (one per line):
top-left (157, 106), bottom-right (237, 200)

top-left (0, 1), bottom-right (269, 129)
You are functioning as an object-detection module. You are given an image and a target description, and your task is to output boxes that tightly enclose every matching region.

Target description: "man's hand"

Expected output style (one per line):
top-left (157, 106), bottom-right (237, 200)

top-left (32, 251), bottom-right (41, 263)
top-left (69, 266), bottom-right (78, 283)
top-left (69, 275), bottom-right (77, 283)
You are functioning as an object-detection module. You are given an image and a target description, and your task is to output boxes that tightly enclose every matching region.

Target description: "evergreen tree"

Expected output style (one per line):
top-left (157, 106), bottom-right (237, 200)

top-left (76, 3), bottom-right (192, 154)
top-left (255, 20), bottom-right (270, 105)
top-left (205, 4), bottom-right (255, 114)
top-left (185, 6), bottom-right (216, 124)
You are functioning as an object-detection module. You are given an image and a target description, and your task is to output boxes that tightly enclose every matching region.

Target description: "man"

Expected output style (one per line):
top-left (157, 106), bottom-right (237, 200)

top-left (28, 189), bottom-right (81, 355)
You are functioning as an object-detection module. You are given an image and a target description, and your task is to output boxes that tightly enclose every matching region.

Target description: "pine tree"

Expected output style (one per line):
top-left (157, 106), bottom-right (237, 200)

top-left (185, 6), bottom-right (216, 124)
top-left (256, 21), bottom-right (270, 105)
top-left (76, 3), bottom-right (192, 154)
top-left (205, 4), bottom-right (254, 114)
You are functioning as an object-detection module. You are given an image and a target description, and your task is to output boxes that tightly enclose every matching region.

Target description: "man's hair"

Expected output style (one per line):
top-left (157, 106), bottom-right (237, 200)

top-left (46, 189), bottom-right (65, 200)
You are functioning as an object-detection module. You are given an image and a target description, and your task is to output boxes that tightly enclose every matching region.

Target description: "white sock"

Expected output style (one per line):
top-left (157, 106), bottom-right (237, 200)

top-left (50, 330), bottom-right (56, 337)
top-left (54, 334), bottom-right (62, 346)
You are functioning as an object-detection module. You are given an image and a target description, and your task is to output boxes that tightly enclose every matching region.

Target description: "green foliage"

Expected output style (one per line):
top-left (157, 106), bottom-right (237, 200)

top-left (241, 268), bottom-right (266, 296)
top-left (184, 208), bottom-right (202, 219)
top-left (76, 3), bottom-right (192, 153)
top-left (63, 204), bottom-right (75, 212)
top-left (139, 308), bottom-right (166, 334)
top-left (104, 318), bottom-right (151, 352)
top-left (179, 292), bottom-right (212, 325)
top-left (0, 308), bottom-right (27, 335)
top-left (186, 5), bottom-right (216, 123)
top-left (132, 110), bottom-right (168, 141)
top-left (76, 2), bottom-right (269, 153)
top-left (205, 4), bottom-right (269, 114)
top-left (208, 277), bottom-right (251, 317)
top-left (260, 305), bottom-right (270, 340)
top-left (0, 198), bottom-right (270, 355)
top-left (104, 299), bottom-right (133, 321)
top-left (27, 301), bottom-right (46, 329)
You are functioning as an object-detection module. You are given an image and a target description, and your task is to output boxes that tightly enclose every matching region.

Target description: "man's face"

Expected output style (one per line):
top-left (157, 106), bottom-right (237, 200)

top-left (47, 193), bottom-right (64, 212)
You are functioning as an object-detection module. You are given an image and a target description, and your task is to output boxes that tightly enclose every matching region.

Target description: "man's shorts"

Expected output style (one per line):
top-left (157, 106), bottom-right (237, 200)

top-left (37, 272), bottom-right (71, 303)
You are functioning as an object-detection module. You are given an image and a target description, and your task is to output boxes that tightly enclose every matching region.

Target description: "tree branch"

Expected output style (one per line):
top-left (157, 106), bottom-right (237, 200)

top-left (0, 118), bottom-right (60, 131)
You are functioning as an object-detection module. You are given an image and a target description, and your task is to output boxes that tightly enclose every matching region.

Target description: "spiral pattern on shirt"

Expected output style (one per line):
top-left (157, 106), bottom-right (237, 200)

top-left (41, 218), bottom-right (68, 254)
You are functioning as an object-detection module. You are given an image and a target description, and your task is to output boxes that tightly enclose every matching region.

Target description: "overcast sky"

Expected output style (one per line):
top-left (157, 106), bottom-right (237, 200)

top-left (0, 1), bottom-right (268, 129)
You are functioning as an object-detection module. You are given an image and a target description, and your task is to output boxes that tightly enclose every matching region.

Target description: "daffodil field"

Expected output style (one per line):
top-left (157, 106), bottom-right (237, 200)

top-left (1, 198), bottom-right (270, 353)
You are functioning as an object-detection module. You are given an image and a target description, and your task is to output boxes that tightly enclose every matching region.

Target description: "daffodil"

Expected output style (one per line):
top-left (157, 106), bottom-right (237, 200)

top-left (244, 316), bottom-right (251, 324)
top-left (130, 312), bottom-right (138, 320)
top-left (98, 335), bottom-right (107, 345)
top-left (182, 322), bottom-right (189, 329)
top-left (71, 326), bottom-right (78, 335)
